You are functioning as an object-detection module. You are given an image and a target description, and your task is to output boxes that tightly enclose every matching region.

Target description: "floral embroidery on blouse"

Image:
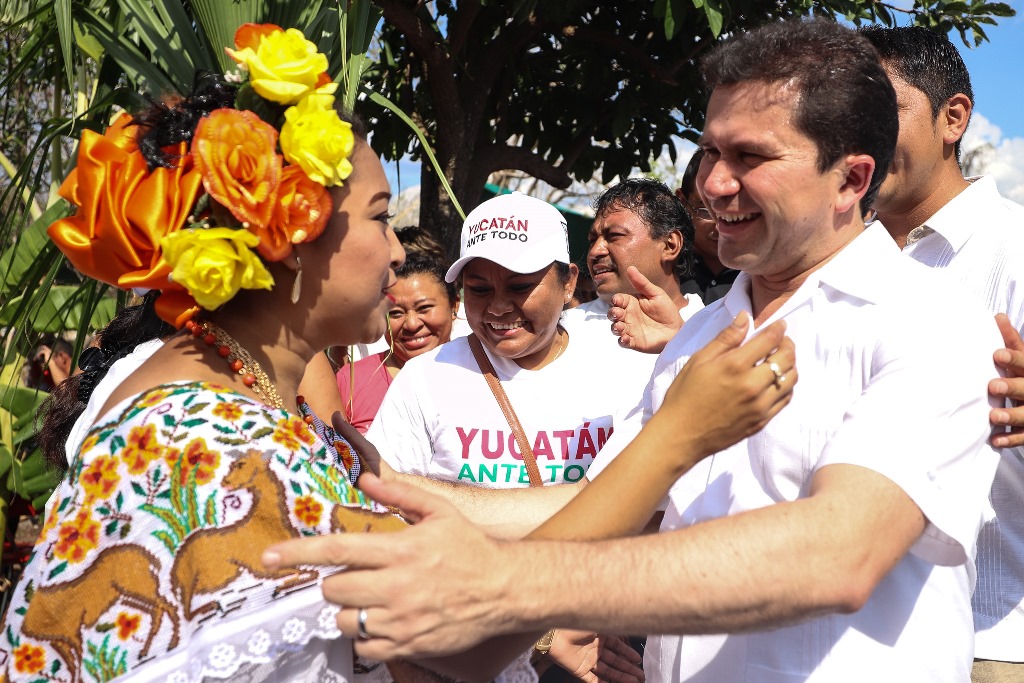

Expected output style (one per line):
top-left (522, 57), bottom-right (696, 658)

top-left (0, 381), bottom-right (402, 683)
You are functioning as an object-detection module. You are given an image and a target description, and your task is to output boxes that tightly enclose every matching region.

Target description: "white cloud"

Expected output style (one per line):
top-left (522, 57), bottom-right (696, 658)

top-left (962, 112), bottom-right (1024, 204)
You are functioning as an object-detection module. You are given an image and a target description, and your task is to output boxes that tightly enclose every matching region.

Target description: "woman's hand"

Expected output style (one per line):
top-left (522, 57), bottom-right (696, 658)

top-left (532, 311), bottom-right (795, 543)
top-left (545, 630), bottom-right (644, 683)
top-left (655, 311), bottom-right (796, 460)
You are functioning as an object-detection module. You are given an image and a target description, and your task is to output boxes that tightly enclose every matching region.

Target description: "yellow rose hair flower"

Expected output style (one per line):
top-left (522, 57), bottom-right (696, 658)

top-left (226, 24), bottom-right (337, 105)
top-left (280, 93), bottom-right (355, 187)
top-left (161, 228), bottom-right (274, 310)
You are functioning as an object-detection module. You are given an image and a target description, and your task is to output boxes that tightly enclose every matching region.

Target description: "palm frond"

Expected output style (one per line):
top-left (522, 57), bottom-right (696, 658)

top-left (336, 0), bottom-right (382, 113)
top-left (189, 0), bottom-right (264, 74)
top-left (117, 0), bottom-right (219, 86)
top-left (368, 91), bottom-right (466, 221)
top-left (53, 0), bottom-right (75, 85)
top-left (81, 5), bottom-right (179, 94)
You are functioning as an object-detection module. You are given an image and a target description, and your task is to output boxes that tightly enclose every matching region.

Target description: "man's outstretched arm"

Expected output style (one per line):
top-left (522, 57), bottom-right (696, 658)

top-left (263, 463), bottom-right (924, 681)
top-left (335, 416), bottom-right (586, 539)
top-left (299, 352), bottom-right (585, 540)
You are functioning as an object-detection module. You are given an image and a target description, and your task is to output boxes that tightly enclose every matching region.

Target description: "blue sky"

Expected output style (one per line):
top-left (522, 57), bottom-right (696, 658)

top-left (952, 7), bottom-right (1024, 202)
top-left (958, 9), bottom-right (1024, 139)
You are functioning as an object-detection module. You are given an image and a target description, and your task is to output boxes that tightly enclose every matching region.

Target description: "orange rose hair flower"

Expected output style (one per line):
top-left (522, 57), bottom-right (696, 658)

top-left (192, 109), bottom-right (282, 236)
top-left (255, 165), bottom-right (331, 261)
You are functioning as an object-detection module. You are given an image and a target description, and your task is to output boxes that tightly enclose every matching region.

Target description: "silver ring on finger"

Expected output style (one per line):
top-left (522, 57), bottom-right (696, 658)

top-left (768, 361), bottom-right (785, 389)
top-left (357, 607), bottom-right (371, 640)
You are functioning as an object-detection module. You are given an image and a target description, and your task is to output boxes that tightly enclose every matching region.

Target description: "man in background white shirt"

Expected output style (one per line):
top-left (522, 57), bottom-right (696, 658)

top-left (574, 177), bottom-right (703, 322)
top-left (564, 178), bottom-right (704, 405)
top-left (861, 26), bottom-right (1024, 683)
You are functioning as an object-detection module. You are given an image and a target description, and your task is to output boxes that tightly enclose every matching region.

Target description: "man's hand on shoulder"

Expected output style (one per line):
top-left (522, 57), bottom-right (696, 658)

top-left (608, 266), bottom-right (683, 354)
top-left (990, 313), bottom-right (1024, 448)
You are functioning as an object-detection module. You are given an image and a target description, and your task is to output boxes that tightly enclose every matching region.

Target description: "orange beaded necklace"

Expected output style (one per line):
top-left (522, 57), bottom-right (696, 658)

top-left (184, 319), bottom-right (285, 410)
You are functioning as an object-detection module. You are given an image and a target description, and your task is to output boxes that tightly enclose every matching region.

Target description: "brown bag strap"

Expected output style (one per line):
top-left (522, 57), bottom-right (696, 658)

top-left (467, 334), bottom-right (543, 487)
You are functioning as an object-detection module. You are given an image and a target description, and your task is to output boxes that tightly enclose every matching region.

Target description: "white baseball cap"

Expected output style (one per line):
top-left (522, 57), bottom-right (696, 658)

top-left (444, 192), bottom-right (571, 283)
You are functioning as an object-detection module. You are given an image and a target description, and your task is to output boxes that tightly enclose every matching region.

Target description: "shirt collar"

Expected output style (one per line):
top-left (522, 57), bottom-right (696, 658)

top-left (578, 297), bottom-right (610, 320)
top-left (723, 223), bottom-right (899, 321)
top-left (816, 223), bottom-right (900, 305)
top-left (914, 175), bottom-right (997, 253)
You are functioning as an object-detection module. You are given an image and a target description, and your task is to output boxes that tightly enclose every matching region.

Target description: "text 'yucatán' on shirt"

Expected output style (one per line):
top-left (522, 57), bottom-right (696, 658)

top-left (368, 325), bottom-right (638, 487)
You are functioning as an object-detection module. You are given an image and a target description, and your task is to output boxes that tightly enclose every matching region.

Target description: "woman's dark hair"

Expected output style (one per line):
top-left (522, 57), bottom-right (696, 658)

top-left (396, 225), bottom-right (445, 261)
top-left (680, 149), bottom-right (705, 199)
top-left (135, 72), bottom-right (238, 170)
top-left (554, 261), bottom-right (573, 285)
top-left (133, 71), bottom-right (368, 171)
top-left (395, 249), bottom-right (458, 304)
top-left (39, 292), bottom-right (175, 471)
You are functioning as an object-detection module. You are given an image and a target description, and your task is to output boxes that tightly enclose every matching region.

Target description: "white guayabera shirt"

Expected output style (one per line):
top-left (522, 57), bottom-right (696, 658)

top-left (895, 175), bottom-right (1024, 663)
top-left (591, 224), bottom-right (1002, 682)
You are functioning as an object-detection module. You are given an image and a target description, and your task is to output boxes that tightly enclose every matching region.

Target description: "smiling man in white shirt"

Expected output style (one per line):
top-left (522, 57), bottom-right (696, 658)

top-left (266, 20), bottom-right (1003, 682)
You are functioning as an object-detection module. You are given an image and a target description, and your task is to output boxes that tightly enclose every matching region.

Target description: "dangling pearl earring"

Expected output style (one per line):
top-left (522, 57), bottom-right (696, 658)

top-left (291, 256), bottom-right (303, 304)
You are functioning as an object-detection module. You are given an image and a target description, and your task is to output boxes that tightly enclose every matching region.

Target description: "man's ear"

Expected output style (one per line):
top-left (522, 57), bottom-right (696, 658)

top-left (835, 153), bottom-right (875, 214)
top-left (663, 230), bottom-right (683, 265)
top-left (941, 92), bottom-right (972, 147)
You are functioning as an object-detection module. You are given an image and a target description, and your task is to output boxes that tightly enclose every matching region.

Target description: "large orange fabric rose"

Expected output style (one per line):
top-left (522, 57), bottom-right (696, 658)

top-left (254, 165), bottom-right (332, 261)
top-left (192, 108), bottom-right (281, 231)
top-left (47, 113), bottom-right (203, 300)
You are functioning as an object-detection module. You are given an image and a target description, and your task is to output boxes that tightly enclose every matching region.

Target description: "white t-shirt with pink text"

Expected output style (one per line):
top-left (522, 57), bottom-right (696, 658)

top-left (368, 328), bottom-right (625, 487)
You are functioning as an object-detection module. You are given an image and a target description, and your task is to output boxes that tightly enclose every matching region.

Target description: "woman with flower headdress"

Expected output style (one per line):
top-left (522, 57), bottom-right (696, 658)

top-left (0, 21), bottom-right (798, 683)
top-left (0, 24), bottom-right (421, 683)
